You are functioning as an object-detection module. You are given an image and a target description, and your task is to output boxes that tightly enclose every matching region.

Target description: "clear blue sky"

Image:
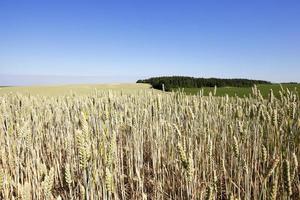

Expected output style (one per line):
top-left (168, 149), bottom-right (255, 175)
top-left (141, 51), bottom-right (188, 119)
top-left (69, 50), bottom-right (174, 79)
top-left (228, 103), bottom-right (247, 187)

top-left (0, 0), bottom-right (300, 85)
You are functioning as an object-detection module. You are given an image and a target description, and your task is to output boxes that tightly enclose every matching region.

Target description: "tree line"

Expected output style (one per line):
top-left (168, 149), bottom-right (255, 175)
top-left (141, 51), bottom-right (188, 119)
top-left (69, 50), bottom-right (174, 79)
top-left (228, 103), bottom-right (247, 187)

top-left (137, 76), bottom-right (271, 91)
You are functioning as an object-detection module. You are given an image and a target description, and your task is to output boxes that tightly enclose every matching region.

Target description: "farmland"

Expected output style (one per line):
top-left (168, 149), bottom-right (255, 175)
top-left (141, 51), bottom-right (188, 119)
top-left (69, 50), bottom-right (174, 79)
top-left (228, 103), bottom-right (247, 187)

top-left (0, 84), bottom-right (299, 199)
top-left (0, 83), bottom-right (152, 96)
top-left (172, 84), bottom-right (300, 98)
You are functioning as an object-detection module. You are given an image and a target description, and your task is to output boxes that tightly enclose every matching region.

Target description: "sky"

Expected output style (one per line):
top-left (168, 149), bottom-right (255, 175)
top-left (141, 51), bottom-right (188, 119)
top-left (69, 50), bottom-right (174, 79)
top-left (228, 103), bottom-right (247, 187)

top-left (0, 0), bottom-right (300, 85)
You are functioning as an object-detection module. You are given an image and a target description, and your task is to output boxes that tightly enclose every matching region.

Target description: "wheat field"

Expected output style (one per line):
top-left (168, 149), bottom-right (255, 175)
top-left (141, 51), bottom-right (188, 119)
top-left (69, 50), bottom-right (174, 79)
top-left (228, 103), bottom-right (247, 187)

top-left (0, 83), bottom-right (152, 96)
top-left (0, 86), bottom-right (299, 199)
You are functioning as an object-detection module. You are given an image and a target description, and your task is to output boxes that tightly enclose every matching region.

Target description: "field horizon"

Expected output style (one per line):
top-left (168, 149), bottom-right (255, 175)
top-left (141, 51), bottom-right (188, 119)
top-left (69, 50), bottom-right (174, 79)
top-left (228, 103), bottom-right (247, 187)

top-left (1, 82), bottom-right (299, 99)
top-left (0, 83), bottom-right (153, 96)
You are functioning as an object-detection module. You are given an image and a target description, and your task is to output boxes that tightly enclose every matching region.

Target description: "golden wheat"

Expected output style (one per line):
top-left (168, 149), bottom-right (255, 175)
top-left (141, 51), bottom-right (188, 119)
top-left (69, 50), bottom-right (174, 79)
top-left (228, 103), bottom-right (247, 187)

top-left (0, 86), bottom-right (298, 199)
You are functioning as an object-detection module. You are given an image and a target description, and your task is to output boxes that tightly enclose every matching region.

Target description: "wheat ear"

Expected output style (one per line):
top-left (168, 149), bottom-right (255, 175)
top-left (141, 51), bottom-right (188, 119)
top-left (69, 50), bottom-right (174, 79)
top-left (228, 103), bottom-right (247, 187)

top-left (283, 159), bottom-right (292, 196)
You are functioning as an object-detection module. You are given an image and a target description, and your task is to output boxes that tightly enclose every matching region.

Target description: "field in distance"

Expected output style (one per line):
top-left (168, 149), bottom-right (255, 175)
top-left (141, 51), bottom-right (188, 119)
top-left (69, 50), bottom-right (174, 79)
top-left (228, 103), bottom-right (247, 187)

top-left (1, 83), bottom-right (299, 98)
top-left (0, 83), bottom-right (152, 96)
top-left (172, 83), bottom-right (300, 98)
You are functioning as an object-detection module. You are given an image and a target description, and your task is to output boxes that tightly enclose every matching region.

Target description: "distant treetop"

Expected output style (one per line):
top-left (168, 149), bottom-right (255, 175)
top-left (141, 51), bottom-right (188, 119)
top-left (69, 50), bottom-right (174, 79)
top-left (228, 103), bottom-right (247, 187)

top-left (137, 76), bottom-right (271, 91)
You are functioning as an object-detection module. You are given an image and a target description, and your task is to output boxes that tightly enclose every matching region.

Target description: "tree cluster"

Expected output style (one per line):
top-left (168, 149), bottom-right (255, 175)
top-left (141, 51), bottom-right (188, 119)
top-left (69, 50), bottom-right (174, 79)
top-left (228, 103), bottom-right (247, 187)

top-left (137, 76), bottom-right (271, 91)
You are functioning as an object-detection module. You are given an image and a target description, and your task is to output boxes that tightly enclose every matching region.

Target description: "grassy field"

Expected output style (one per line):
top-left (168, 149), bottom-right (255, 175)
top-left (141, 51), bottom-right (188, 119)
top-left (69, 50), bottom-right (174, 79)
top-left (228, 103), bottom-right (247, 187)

top-left (172, 84), bottom-right (300, 98)
top-left (0, 83), bottom-right (152, 96)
